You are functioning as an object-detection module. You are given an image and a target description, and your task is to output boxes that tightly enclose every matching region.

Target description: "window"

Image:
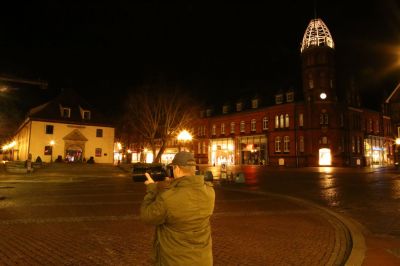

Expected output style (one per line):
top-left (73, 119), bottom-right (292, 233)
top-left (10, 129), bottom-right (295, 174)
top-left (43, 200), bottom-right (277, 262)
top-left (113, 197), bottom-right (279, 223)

top-left (45, 125), bottom-right (54, 134)
top-left (286, 92), bottom-right (294, 102)
top-left (275, 137), bottom-right (281, 152)
top-left (96, 129), bottom-right (103, 137)
top-left (368, 119), bottom-right (373, 132)
top-left (240, 121), bottom-right (245, 133)
top-left (230, 122), bottom-right (235, 134)
top-left (309, 78), bottom-right (314, 89)
top-left (375, 120), bottom-right (379, 133)
top-left (212, 125), bottom-right (216, 135)
top-left (299, 113), bottom-right (304, 127)
top-left (198, 142), bottom-right (201, 154)
top-left (285, 114), bottom-right (289, 128)
top-left (352, 137), bottom-right (355, 153)
top-left (251, 119), bottom-right (256, 132)
top-left (236, 102), bottom-right (242, 112)
top-left (322, 136), bottom-right (328, 144)
top-left (82, 110), bottom-right (91, 120)
top-left (62, 107), bottom-right (71, 118)
top-left (206, 109), bottom-right (212, 117)
top-left (222, 105), bottom-right (229, 114)
top-left (44, 146), bottom-right (52, 155)
top-left (275, 115), bottom-right (279, 129)
top-left (263, 117), bottom-right (269, 130)
top-left (284, 136), bottom-right (290, 152)
top-left (251, 99), bottom-right (258, 109)
top-left (280, 115), bottom-right (284, 128)
top-left (299, 136), bottom-right (304, 152)
top-left (95, 148), bottom-right (102, 157)
top-left (221, 123), bottom-right (225, 135)
top-left (356, 137), bottom-right (361, 154)
top-left (275, 94), bottom-right (283, 104)
top-left (320, 113), bottom-right (328, 125)
top-left (202, 142), bottom-right (206, 154)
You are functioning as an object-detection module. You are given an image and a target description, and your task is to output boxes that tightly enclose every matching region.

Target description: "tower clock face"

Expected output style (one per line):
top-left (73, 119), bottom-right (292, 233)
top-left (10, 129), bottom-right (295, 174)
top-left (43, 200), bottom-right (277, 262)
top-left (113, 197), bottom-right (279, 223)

top-left (320, 92), bottom-right (327, 100)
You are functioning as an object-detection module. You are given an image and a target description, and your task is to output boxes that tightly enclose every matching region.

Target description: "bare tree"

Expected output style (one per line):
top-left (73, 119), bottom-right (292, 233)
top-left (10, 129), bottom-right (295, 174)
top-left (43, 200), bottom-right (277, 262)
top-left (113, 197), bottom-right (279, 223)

top-left (123, 86), bottom-right (199, 163)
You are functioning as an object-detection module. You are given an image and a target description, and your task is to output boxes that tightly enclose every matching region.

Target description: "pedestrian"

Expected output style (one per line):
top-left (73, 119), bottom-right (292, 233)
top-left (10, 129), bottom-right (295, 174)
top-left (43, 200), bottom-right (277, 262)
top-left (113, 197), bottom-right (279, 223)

top-left (140, 151), bottom-right (215, 266)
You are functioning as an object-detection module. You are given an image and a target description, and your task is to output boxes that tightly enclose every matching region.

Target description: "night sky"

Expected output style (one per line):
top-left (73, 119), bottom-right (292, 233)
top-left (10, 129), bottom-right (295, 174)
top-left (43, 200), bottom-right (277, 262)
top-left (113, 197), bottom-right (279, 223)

top-left (0, 1), bottom-right (399, 116)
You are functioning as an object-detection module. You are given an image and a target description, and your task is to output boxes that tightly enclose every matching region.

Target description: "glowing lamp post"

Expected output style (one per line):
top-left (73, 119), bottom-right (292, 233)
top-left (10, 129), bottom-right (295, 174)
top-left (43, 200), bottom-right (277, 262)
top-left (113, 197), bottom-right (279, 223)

top-left (177, 130), bottom-right (192, 152)
top-left (50, 140), bottom-right (55, 162)
top-left (395, 138), bottom-right (400, 167)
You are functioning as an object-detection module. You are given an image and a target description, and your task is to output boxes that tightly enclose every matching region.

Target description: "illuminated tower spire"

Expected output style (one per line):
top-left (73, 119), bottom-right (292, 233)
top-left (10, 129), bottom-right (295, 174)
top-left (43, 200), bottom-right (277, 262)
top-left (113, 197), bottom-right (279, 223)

top-left (300, 18), bottom-right (335, 53)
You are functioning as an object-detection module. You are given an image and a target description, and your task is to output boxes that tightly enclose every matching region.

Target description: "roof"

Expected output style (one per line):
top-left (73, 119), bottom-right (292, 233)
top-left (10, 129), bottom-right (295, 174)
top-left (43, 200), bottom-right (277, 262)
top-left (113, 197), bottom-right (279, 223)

top-left (26, 89), bottom-right (113, 127)
top-left (301, 18), bottom-right (335, 53)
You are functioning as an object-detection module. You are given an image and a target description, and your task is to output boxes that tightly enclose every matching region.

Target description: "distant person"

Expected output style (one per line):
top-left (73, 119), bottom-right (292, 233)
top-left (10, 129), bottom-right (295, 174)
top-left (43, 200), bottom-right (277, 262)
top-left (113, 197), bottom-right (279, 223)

top-left (140, 151), bottom-right (215, 265)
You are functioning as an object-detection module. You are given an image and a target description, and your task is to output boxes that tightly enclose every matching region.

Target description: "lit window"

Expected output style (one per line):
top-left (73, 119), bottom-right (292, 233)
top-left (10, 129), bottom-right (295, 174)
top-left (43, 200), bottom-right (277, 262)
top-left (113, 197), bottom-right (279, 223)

top-left (299, 113), bottom-right (304, 127)
top-left (212, 124), bottom-right (216, 135)
top-left (202, 142), bottom-right (206, 154)
top-left (198, 142), bottom-right (201, 154)
top-left (221, 123), bottom-right (225, 135)
top-left (284, 136), bottom-right (290, 152)
top-left (275, 137), bottom-right (281, 152)
top-left (263, 117), bottom-right (268, 130)
top-left (285, 114), bottom-right (289, 128)
top-left (251, 119), bottom-right (256, 132)
top-left (240, 121), bottom-right (245, 133)
top-left (223, 105), bottom-right (229, 114)
top-left (275, 115), bottom-right (279, 129)
top-left (309, 79), bottom-right (314, 89)
top-left (230, 122), bottom-right (235, 134)
top-left (280, 115), bottom-right (284, 128)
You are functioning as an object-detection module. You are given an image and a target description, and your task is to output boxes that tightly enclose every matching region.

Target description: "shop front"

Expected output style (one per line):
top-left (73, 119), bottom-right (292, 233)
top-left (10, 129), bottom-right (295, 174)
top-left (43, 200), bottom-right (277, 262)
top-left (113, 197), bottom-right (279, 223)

top-left (364, 136), bottom-right (389, 166)
top-left (210, 138), bottom-right (235, 166)
top-left (238, 135), bottom-right (267, 165)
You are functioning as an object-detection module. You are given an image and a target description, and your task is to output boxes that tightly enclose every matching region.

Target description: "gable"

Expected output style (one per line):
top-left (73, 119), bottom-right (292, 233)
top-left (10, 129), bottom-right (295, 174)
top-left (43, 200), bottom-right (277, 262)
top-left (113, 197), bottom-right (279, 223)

top-left (62, 129), bottom-right (88, 141)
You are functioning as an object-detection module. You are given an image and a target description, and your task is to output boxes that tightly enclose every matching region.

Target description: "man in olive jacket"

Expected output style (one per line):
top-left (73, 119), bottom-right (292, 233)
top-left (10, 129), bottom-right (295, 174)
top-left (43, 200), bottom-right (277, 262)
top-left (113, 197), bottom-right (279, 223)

top-left (140, 151), bottom-right (215, 266)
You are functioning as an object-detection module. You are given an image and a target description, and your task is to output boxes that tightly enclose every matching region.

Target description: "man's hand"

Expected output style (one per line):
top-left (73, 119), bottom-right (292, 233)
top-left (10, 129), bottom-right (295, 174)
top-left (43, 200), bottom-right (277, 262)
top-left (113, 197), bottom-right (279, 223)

top-left (144, 172), bottom-right (155, 185)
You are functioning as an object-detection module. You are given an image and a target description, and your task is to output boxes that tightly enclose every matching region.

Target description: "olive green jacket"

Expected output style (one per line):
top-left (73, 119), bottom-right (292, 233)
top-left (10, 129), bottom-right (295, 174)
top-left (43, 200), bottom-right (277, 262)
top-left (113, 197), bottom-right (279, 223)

top-left (140, 175), bottom-right (215, 266)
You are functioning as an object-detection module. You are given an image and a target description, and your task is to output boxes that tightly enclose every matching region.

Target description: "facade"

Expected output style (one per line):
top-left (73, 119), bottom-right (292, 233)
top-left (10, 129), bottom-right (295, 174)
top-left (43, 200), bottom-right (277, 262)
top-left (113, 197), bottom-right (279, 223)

top-left (190, 18), bottom-right (394, 167)
top-left (3, 89), bottom-right (115, 163)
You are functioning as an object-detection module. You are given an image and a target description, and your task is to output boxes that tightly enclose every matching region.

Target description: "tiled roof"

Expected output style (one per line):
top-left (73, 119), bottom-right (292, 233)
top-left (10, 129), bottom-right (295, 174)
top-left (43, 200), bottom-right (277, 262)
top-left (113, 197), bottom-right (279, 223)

top-left (26, 89), bottom-right (113, 127)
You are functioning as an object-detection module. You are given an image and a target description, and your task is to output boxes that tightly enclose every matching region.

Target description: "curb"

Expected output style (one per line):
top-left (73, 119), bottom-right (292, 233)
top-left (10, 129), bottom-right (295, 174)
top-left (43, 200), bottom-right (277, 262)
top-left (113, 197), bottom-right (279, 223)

top-left (218, 186), bottom-right (366, 266)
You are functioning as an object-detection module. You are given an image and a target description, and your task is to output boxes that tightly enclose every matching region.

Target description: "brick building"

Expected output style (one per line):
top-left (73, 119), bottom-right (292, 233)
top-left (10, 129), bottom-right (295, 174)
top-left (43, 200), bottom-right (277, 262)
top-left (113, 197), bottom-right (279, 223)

top-left (190, 18), bottom-right (394, 167)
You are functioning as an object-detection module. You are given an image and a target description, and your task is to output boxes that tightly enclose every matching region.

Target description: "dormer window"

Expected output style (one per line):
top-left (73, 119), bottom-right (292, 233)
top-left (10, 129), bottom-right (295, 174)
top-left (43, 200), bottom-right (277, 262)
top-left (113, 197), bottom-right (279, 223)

top-left (286, 92), bottom-right (294, 102)
top-left (236, 102), bottom-right (243, 112)
top-left (222, 105), bottom-right (229, 114)
top-left (206, 109), bottom-right (212, 117)
top-left (83, 111), bottom-right (91, 120)
top-left (251, 99), bottom-right (258, 109)
top-left (275, 94), bottom-right (283, 104)
top-left (79, 106), bottom-right (91, 120)
top-left (61, 107), bottom-right (71, 118)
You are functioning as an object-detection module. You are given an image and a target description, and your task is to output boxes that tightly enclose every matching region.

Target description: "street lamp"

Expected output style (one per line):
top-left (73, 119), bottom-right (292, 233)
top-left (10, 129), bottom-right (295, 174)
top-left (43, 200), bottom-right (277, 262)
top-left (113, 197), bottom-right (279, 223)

top-left (50, 140), bottom-right (55, 162)
top-left (177, 130), bottom-right (192, 152)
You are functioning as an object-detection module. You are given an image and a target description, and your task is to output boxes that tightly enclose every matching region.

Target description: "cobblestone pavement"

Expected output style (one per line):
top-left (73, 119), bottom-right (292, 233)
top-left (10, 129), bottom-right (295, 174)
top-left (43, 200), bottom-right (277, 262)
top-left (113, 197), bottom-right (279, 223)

top-left (0, 164), bottom-right (350, 265)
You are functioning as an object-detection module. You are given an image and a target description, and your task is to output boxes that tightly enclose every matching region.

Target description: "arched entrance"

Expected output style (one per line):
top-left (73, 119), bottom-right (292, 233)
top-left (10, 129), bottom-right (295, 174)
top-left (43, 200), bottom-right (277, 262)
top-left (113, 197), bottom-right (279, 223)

top-left (63, 129), bottom-right (88, 163)
top-left (319, 148), bottom-right (332, 166)
top-left (65, 145), bottom-right (83, 162)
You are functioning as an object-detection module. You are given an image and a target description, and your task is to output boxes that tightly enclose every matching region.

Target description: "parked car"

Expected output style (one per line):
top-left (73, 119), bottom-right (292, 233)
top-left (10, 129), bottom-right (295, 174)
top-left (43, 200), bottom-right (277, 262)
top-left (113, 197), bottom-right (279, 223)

top-left (132, 163), bottom-right (169, 182)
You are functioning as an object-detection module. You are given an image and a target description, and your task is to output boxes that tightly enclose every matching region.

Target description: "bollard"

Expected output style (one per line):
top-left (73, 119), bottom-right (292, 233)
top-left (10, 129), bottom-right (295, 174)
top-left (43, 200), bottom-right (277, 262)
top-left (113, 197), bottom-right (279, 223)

top-left (235, 172), bottom-right (245, 183)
